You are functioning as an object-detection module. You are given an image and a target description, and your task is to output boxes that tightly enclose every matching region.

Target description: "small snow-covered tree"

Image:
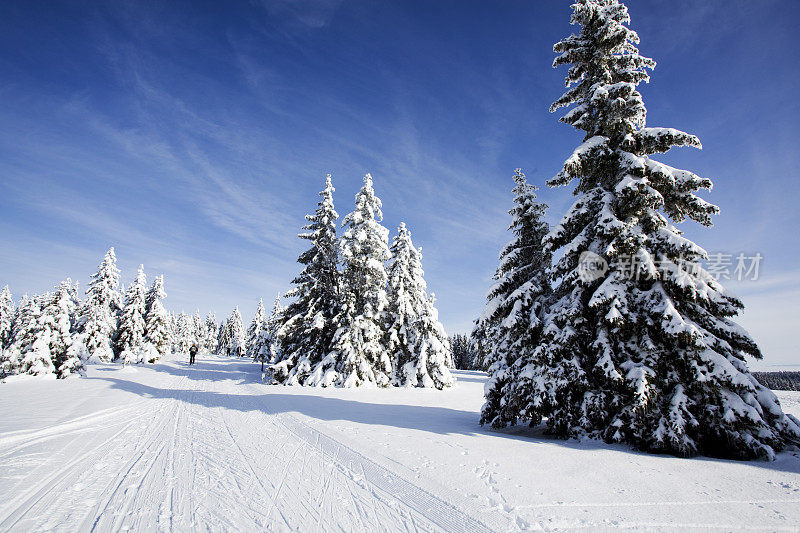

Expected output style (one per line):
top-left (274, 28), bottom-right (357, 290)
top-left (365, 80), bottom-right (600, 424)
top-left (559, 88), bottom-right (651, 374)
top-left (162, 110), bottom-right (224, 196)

top-left (246, 299), bottom-right (266, 358)
top-left (385, 223), bottom-right (426, 382)
top-left (468, 319), bottom-right (493, 372)
top-left (20, 336), bottom-right (55, 376)
top-left (216, 313), bottom-right (230, 355)
top-left (115, 265), bottom-right (147, 358)
top-left (192, 310), bottom-right (203, 349)
top-left (532, 0), bottom-right (799, 458)
top-left (0, 285), bottom-right (13, 351)
top-left (17, 288), bottom-right (76, 377)
top-left (79, 247), bottom-right (121, 362)
top-left (175, 312), bottom-right (192, 354)
top-left (170, 311), bottom-right (178, 345)
top-left (477, 169), bottom-right (552, 428)
top-left (386, 223), bottom-right (453, 388)
top-left (217, 308), bottom-right (245, 357)
top-left (451, 334), bottom-right (474, 370)
top-left (11, 294), bottom-right (48, 375)
top-left (229, 307), bottom-right (246, 357)
top-left (47, 280), bottom-right (84, 377)
top-left (144, 275), bottom-right (170, 355)
top-left (254, 294), bottom-right (284, 372)
top-left (204, 312), bottom-right (219, 354)
top-left (326, 174), bottom-right (392, 387)
top-left (59, 340), bottom-right (88, 378)
top-left (272, 175), bottom-right (341, 386)
top-left (403, 294), bottom-right (454, 389)
top-left (2, 294), bottom-right (29, 376)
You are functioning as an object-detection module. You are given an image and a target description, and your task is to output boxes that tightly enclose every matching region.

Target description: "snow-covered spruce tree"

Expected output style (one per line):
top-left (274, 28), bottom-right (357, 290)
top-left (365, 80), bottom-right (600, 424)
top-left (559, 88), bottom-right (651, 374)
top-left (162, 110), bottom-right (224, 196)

top-left (227, 307), bottom-right (246, 357)
top-left (144, 275), bottom-right (170, 356)
top-left (532, 0), bottom-right (799, 459)
top-left (255, 294), bottom-right (284, 372)
top-left (272, 174), bottom-right (341, 385)
top-left (326, 174), bottom-right (392, 387)
top-left (16, 291), bottom-right (60, 376)
top-left (175, 312), bottom-right (192, 354)
top-left (385, 223), bottom-right (426, 383)
top-left (60, 341), bottom-right (89, 378)
top-left (406, 294), bottom-right (454, 389)
top-left (171, 312), bottom-right (181, 352)
top-left (386, 223), bottom-right (453, 388)
top-left (204, 312), bottom-right (219, 354)
top-left (451, 333), bottom-right (474, 370)
top-left (115, 265), bottom-right (147, 363)
top-left (228, 306), bottom-right (247, 357)
top-left (144, 275), bottom-right (164, 317)
top-left (468, 318), bottom-right (492, 372)
top-left (1, 294), bottom-right (31, 376)
top-left (79, 247), bottom-right (121, 362)
top-left (216, 313), bottom-right (230, 355)
top-left (0, 285), bottom-right (13, 351)
top-left (478, 169), bottom-right (552, 428)
top-left (246, 299), bottom-right (266, 359)
top-left (192, 310), bottom-right (204, 350)
top-left (47, 280), bottom-right (86, 378)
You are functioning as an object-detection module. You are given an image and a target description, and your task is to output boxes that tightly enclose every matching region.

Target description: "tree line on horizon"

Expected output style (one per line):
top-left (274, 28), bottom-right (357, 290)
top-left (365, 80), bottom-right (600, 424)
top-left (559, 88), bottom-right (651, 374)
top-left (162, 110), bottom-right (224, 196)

top-left (0, 249), bottom-right (173, 378)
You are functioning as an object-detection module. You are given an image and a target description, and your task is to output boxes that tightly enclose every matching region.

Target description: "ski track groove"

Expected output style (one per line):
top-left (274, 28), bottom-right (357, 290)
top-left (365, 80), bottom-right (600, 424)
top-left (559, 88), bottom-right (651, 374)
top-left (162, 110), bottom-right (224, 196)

top-left (266, 405), bottom-right (497, 532)
top-left (0, 399), bottom-right (175, 531)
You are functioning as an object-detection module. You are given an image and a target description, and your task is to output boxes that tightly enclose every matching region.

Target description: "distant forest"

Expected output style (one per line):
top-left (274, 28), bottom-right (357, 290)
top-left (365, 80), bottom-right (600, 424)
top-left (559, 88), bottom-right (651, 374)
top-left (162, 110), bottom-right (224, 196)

top-left (753, 372), bottom-right (800, 391)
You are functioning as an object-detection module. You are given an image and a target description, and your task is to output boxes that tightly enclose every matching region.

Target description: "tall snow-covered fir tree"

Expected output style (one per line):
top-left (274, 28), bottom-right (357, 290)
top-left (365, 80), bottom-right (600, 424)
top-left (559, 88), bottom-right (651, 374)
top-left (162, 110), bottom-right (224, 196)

top-left (115, 265), bottom-right (147, 360)
top-left (326, 174), bottom-right (392, 387)
top-left (246, 299), bottom-right (266, 359)
top-left (79, 247), bottom-right (121, 362)
top-left (144, 275), bottom-right (170, 356)
top-left (477, 169), bottom-right (552, 428)
top-left (0, 285), bottom-right (13, 351)
top-left (386, 223), bottom-right (453, 388)
top-left (531, 0), bottom-right (799, 458)
top-left (272, 174), bottom-right (341, 386)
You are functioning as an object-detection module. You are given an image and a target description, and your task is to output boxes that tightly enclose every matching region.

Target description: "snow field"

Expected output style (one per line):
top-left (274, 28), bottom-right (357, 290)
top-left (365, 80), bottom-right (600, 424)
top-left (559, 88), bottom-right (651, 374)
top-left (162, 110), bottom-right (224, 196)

top-left (1, 355), bottom-right (799, 531)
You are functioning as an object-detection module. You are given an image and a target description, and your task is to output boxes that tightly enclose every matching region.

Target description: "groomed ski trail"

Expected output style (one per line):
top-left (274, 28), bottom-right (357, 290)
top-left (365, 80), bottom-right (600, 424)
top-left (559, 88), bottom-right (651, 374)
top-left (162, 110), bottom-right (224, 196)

top-left (0, 356), bottom-right (495, 532)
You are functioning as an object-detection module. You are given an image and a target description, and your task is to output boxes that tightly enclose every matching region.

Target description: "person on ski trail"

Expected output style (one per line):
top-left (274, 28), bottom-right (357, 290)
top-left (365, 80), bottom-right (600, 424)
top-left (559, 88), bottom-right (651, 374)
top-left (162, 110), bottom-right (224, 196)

top-left (189, 343), bottom-right (198, 365)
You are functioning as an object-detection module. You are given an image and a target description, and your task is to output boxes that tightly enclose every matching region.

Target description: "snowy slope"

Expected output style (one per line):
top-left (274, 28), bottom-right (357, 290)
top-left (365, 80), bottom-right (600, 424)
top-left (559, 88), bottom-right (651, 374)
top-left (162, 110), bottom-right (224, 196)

top-left (1, 356), bottom-right (799, 531)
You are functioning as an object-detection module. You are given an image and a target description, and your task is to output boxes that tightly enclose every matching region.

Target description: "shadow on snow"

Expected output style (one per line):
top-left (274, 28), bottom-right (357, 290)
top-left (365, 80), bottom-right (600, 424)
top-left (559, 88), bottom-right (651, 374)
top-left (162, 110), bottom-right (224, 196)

top-left (88, 357), bottom-right (800, 475)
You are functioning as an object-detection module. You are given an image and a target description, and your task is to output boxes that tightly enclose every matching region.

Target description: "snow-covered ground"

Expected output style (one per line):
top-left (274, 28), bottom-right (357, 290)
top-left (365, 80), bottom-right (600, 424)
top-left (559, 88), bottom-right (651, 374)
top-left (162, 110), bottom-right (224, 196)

top-left (1, 356), bottom-right (799, 532)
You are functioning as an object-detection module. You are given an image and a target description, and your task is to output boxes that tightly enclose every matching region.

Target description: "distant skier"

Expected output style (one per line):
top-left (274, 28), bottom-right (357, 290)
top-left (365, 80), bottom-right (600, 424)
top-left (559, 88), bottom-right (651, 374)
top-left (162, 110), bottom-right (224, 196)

top-left (189, 343), bottom-right (198, 365)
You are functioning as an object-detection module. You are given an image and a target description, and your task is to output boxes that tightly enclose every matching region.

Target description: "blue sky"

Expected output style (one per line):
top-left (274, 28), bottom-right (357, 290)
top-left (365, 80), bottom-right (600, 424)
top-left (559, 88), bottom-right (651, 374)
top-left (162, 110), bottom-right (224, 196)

top-left (1, 0), bottom-right (798, 367)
